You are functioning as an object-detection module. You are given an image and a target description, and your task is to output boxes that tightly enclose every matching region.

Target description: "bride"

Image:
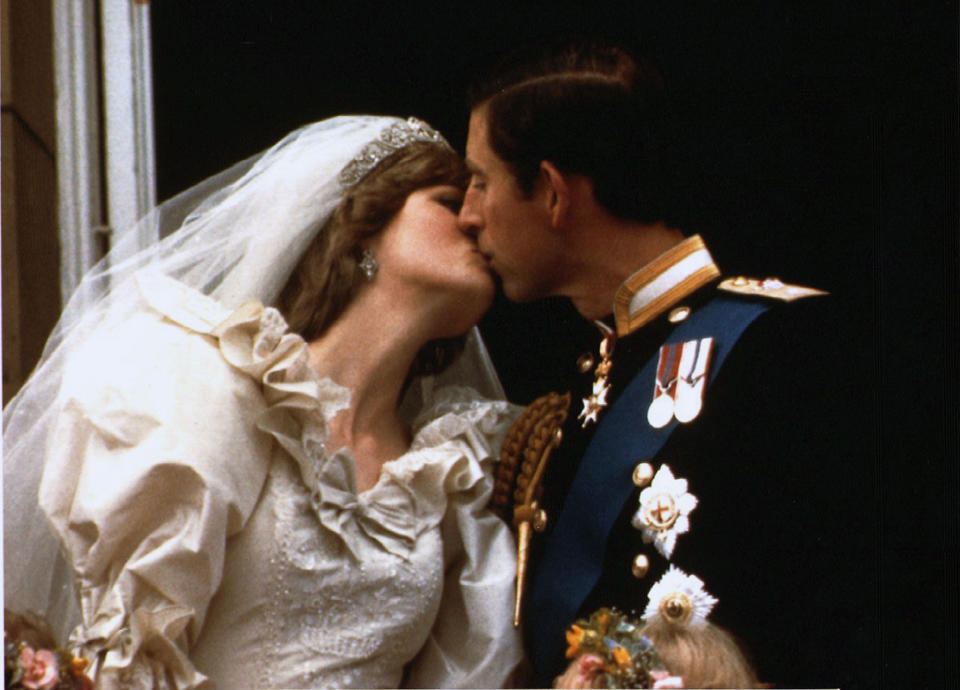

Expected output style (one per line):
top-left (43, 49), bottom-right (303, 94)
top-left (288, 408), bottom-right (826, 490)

top-left (3, 116), bottom-right (524, 688)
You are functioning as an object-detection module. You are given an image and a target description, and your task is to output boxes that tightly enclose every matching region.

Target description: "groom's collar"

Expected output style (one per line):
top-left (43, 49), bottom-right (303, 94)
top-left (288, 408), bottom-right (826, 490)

top-left (612, 234), bottom-right (721, 337)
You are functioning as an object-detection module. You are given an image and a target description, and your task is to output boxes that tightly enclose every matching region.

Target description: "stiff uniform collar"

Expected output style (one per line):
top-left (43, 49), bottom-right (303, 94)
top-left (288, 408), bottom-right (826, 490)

top-left (612, 235), bottom-right (721, 337)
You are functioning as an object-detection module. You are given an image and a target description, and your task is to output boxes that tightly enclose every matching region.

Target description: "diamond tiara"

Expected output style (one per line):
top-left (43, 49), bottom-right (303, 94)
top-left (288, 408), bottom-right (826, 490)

top-left (338, 117), bottom-right (451, 186)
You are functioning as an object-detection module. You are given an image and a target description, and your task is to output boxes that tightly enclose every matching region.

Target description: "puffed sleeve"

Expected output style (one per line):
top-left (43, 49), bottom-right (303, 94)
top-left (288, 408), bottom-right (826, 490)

top-left (39, 311), bottom-right (273, 689)
top-left (402, 387), bottom-right (525, 689)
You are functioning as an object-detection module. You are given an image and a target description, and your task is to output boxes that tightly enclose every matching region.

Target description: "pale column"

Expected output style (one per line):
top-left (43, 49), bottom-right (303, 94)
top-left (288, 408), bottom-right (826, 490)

top-left (100, 0), bottom-right (157, 264)
top-left (53, 0), bottom-right (102, 304)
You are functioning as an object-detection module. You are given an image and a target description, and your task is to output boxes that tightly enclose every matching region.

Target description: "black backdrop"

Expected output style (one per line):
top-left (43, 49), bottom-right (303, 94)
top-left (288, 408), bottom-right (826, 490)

top-left (151, 2), bottom-right (957, 686)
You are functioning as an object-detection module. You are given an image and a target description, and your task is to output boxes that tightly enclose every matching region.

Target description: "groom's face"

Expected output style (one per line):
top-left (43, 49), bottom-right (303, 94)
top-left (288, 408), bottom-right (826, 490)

top-left (459, 107), bottom-right (559, 302)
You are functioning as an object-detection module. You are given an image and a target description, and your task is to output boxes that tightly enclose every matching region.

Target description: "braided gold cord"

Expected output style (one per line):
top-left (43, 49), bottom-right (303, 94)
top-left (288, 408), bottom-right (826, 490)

top-left (516, 392), bottom-right (571, 506)
top-left (491, 391), bottom-right (571, 520)
top-left (500, 391), bottom-right (571, 626)
top-left (492, 404), bottom-right (539, 517)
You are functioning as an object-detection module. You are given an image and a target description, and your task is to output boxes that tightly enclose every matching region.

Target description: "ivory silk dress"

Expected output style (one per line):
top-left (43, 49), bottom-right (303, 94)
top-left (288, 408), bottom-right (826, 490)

top-left (38, 275), bottom-right (523, 689)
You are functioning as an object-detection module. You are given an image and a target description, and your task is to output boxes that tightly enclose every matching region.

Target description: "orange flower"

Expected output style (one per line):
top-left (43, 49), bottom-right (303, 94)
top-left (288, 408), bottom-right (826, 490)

top-left (565, 624), bottom-right (585, 659)
top-left (595, 610), bottom-right (610, 634)
top-left (69, 655), bottom-right (94, 690)
top-left (612, 645), bottom-right (632, 671)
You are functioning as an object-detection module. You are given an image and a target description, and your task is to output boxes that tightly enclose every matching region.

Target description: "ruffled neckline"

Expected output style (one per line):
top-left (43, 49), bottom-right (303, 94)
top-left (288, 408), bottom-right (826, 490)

top-left (137, 273), bottom-right (513, 558)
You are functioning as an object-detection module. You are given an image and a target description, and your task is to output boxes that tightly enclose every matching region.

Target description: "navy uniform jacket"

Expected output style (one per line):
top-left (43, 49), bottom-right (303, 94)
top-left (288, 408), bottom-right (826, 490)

top-left (521, 253), bottom-right (880, 688)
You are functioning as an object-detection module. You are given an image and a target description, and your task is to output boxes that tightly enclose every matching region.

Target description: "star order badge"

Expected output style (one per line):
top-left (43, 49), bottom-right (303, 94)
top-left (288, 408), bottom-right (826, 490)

top-left (579, 377), bottom-right (610, 426)
top-left (643, 565), bottom-right (717, 627)
top-left (630, 464), bottom-right (698, 559)
top-left (578, 323), bottom-right (616, 428)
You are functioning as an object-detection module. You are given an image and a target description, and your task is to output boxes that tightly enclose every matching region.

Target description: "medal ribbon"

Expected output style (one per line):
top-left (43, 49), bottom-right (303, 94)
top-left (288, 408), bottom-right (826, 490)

top-left (679, 337), bottom-right (713, 385)
top-left (653, 343), bottom-right (682, 398)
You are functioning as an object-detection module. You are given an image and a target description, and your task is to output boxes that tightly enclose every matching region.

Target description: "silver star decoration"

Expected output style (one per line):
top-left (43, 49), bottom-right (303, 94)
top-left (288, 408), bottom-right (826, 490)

top-left (578, 378), bottom-right (610, 427)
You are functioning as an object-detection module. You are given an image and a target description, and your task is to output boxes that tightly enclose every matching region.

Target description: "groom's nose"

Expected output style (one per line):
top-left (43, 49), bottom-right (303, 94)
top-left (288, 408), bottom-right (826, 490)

top-left (457, 189), bottom-right (482, 236)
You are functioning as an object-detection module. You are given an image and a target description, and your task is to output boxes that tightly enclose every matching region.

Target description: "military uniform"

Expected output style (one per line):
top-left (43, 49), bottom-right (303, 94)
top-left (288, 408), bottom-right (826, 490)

top-left (511, 236), bottom-right (879, 689)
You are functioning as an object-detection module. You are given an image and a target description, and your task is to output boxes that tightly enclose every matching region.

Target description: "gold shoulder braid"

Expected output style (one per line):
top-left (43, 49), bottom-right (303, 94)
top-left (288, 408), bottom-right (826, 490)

top-left (491, 391), bottom-right (572, 626)
top-left (717, 275), bottom-right (827, 301)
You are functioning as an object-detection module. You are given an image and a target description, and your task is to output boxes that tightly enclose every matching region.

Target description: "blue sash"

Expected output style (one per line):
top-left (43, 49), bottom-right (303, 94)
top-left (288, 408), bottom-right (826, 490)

top-left (528, 295), bottom-right (771, 675)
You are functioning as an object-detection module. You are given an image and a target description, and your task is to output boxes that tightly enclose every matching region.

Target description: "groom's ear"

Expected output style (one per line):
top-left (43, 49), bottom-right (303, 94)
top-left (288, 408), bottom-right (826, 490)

top-left (538, 160), bottom-right (569, 229)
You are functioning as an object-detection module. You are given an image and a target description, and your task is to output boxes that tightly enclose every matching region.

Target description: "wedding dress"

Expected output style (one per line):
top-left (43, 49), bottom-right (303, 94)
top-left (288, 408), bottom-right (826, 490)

top-left (41, 275), bottom-right (521, 688)
top-left (4, 116), bottom-right (524, 688)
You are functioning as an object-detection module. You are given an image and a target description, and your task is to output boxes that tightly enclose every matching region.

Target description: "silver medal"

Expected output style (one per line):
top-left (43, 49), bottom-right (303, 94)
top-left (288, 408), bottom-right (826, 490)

top-left (647, 393), bottom-right (674, 428)
top-left (673, 379), bottom-right (704, 423)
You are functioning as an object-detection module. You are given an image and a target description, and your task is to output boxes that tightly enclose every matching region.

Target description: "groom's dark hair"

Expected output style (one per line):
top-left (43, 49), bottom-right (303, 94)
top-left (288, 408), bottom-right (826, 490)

top-left (468, 38), bottom-right (674, 224)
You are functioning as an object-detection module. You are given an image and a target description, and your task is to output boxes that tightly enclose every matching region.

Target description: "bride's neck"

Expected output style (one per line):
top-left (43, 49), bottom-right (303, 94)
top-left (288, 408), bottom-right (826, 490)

top-left (305, 286), bottom-right (434, 439)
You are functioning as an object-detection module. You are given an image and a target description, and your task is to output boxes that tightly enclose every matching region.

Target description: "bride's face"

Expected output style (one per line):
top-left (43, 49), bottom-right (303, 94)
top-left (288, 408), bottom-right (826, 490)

top-left (376, 184), bottom-right (495, 328)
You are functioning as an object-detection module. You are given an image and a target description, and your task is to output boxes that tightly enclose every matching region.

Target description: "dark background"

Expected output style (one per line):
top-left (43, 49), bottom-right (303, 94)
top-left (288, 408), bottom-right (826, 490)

top-left (151, 2), bottom-right (957, 686)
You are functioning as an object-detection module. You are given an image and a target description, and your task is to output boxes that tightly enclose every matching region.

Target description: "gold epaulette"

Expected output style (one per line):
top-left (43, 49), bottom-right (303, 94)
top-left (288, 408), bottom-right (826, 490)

top-left (718, 276), bottom-right (828, 301)
top-left (491, 391), bottom-right (571, 626)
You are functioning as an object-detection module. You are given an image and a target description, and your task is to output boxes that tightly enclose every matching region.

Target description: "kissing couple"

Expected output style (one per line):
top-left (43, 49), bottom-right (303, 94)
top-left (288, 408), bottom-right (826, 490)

top-left (4, 38), bottom-right (875, 690)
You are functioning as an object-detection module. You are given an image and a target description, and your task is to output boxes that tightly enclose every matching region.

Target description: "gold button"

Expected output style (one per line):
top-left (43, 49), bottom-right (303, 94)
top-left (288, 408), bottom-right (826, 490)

top-left (732, 276), bottom-right (748, 286)
top-left (532, 508), bottom-right (548, 532)
top-left (667, 306), bottom-right (690, 323)
top-left (631, 553), bottom-right (650, 578)
top-left (632, 462), bottom-right (654, 487)
top-left (576, 352), bottom-right (595, 373)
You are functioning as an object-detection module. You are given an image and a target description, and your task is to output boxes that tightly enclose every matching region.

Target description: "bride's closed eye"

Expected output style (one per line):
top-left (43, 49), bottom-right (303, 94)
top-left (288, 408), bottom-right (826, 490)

top-left (434, 194), bottom-right (464, 213)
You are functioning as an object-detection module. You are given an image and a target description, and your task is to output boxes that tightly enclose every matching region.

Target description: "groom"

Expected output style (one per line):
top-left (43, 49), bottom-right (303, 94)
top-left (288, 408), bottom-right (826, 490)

top-left (459, 40), bottom-right (879, 689)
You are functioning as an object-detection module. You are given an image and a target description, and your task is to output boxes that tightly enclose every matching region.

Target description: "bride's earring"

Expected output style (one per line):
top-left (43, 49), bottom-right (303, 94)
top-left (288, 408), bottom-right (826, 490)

top-left (359, 248), bottom-right (379, 280)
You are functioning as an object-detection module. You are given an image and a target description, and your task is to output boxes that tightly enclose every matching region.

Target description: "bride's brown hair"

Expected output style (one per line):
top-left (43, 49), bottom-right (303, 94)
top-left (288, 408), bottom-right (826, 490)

top-left (277, 141), bottom-right (471, 377)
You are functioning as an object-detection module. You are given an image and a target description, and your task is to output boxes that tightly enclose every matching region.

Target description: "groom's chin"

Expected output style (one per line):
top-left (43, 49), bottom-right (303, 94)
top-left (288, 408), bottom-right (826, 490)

top-left (498, 278), bottom-right (544, 305)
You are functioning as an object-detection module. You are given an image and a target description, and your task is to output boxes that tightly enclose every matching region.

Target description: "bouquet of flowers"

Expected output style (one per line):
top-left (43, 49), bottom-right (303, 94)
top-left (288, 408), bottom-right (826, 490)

top-left (565, 607), bottom-right (681, 688)
top-left (4, 612), bottom-right (93, 690)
